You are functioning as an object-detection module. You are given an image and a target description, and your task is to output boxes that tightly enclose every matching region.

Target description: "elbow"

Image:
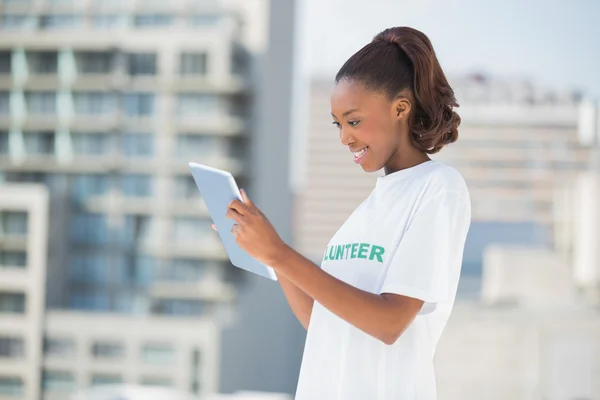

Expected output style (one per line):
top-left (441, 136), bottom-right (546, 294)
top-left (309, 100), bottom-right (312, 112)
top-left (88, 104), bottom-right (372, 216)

top-left (378, 327), bottom-right (404, 346)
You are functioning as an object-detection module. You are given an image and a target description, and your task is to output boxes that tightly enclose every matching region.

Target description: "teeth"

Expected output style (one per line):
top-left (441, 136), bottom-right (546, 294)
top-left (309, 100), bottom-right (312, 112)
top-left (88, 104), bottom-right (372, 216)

top-left (353, 147), bottom-right (367, 157)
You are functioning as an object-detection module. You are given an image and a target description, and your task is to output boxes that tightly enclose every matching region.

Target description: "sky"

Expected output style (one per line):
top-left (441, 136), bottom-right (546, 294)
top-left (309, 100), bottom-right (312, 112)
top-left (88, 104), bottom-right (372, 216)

top-left (300, 0), bottom-right (600, 98)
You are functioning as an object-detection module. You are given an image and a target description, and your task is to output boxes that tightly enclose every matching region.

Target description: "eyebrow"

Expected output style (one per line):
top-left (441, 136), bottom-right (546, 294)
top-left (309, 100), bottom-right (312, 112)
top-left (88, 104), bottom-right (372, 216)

top-left (331, 109), bottom-right (359, 119)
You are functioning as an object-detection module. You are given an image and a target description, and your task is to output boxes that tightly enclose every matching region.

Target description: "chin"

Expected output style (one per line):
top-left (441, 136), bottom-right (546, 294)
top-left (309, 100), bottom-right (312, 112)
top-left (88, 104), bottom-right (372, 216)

top-left (360, 162), bottom-right (382, 174)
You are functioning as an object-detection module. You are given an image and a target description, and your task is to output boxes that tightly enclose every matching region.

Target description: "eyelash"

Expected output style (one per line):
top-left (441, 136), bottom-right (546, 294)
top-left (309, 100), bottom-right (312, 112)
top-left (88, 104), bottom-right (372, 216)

top-left (332, 120), bottom-right (360, 128)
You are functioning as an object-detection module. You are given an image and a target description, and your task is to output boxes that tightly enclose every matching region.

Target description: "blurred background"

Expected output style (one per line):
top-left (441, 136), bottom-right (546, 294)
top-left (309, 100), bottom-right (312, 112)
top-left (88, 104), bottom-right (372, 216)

top-left (0, 0), bottom-right (598, 399)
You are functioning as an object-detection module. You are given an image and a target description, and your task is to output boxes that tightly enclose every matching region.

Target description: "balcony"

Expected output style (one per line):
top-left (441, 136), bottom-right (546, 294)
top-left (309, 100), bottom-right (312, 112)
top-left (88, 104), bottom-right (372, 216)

top-left (174, 114), bottom-right (245, 137)
top-left (148, 279), bottom-right (236, 302)
top-left (173, 75), bottom-right (248, 95)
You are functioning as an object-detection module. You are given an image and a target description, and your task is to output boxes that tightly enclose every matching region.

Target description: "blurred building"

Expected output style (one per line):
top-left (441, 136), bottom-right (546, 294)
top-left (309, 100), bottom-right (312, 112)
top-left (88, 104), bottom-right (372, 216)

top-left (0, 0), bottom-right (305, 399)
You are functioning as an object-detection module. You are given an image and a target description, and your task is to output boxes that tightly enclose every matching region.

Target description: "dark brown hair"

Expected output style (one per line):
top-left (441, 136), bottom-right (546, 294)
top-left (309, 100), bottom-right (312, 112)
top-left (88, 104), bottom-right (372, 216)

top-left (335, 27), bottom-right (460, 154)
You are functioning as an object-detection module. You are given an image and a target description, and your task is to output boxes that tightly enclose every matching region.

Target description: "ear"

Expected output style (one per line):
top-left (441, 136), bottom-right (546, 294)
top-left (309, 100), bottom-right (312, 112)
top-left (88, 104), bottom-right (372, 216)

top-left (393, 95), bottom-right (412, 121)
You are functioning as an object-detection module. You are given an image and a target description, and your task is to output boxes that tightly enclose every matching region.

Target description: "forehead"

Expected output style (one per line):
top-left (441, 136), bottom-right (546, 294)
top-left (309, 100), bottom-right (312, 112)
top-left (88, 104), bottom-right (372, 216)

top-left (330, 80), bottom-right (388, 114)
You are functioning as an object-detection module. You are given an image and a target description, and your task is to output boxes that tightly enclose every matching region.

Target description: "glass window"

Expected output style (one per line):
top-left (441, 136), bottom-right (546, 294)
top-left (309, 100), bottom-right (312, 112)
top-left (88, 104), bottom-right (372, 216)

top-left (172, 217), bottom-right (210, 244)
top-left (141, 344), bottom-right (175, 364)
top-left (27, 52), bottom-right (58, 74)
top-left (71, 133), bottom-right (110, 156)
top-left (1, 212), bottom-right (27, 236)
top-left (176, 94), bottom-right (221, 116)
top-left (173, 175), bottom-right (199, 200)
top-left (166, 258), bottom-right (209, 281)
top-left (92, 15), bottom-right (122, 28)
top-left (0, 376), bottom-right (23, 396)
top-left (121, 133), bottom-right (153, 157)
top-left (124, 93), bottom-right (154, 117)
top-left (39, 15), bottom-right (81, 30)
top-left (23, 131), bottom-right (54, 155)
top-left (26, 91), bottom-right (56, 114)
top-left (121, 174), bottom-right (153, 197)
top-left (0, 15), bottom-right (32, 31)
top-left (73, 92), bottom-right (117, 115)
top-left (0, 251), bottom-right (27, 268)
top-left (69, 252), bottom-right (110, 284)
top-left (91, 341), bottom-right (124, 359)
top-left (114, 292), bottom-right (149, 314)
top-left (154, 299), bottom-right (204, 317)
top-left (91, 374), bottom-right (122, 386)
top-left (122, 215), bottom-right (154, 246)
top-left (44, 337), bottom-right (75, 358)
top-left (76, 51), bottom-right (114, 74)
top-left (175, 135), bottom-right (227, 158)
top-left (0, 337), bottom-right (24, 358)
top-left (127, 53), bottom-right (156, 76)
top-left (190, 14), bottom-right (220, 27)
top-left (180, 53), bottom-right (207, 75)
top-left (119, 255), bottom-right (156, 287)
top-left (134, 14), bottom-right (172, 27)
top-left (68, 291), bottom-right (109, 311)
top-left (69, 213), bottom-right (109, 245)
top-left (0, 52), bottom-right (11, 74)
top-left (0, 292), bottom-right (25, 313)
top-left (0, 94), bottom-right (8, 115)
top-left (70, 174), bottom-right (109, 201)
top-left (42, 370), bottom-right (75, 392)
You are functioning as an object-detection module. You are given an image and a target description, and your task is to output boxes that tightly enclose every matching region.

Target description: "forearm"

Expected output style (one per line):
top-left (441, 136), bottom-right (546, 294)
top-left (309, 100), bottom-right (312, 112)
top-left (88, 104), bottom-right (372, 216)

top-left (275, 271), bottom-right (314, 330)
top-left (271, 245), bottom-right (407, 344)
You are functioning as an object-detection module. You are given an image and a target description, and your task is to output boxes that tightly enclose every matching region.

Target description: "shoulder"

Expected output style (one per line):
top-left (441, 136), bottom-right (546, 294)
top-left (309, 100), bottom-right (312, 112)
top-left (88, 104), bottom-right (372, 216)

top-left (420, 161), bottom-right (469, 202)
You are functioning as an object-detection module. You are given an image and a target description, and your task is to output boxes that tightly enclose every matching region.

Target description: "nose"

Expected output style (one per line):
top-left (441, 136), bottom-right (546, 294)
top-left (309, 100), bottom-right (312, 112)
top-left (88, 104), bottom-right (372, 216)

top-left (339, 126), bottom-right (355, 147)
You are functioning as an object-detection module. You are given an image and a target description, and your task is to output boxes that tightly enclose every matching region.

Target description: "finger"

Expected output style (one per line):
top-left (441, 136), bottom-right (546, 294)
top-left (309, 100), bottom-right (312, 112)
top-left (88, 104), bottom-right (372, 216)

top-left (226, 208), bottom-right (244, 223)
top-left (228, 199), bottom-right (250, 215)
top-left (212, 224), bottom-right (217, 232)
top-left (240, 189), bottom-right (253, 206)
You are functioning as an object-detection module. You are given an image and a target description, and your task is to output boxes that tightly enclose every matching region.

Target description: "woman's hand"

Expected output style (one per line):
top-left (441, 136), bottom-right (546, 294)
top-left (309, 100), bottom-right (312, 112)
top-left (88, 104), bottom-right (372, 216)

top-left (224, 189), bottom-right (288, 266)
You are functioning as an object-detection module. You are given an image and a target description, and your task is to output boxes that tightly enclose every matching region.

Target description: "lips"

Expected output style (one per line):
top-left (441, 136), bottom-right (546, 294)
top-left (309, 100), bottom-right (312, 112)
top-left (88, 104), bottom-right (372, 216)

top-left (352, 146), bottom-right (369, 164)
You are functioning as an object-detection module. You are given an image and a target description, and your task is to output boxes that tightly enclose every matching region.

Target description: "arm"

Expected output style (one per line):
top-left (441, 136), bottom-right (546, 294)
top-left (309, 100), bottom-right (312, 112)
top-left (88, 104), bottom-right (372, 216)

top-left (272, 244), bottom-right (423, 345)
top-left (275, 272), bottom-right (314, 330)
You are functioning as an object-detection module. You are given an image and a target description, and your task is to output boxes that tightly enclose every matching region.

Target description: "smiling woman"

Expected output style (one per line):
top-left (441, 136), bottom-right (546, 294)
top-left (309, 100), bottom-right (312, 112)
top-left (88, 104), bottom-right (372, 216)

top-left (224, 26), bottom-right (471, 400)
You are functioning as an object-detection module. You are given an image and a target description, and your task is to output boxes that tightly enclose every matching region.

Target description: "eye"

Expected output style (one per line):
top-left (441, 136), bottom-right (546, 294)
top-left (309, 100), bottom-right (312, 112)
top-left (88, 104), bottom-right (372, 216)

top-left (348, 120), bottom-right (360, 127)
top-left (332, 121), bottom-right (341, 128)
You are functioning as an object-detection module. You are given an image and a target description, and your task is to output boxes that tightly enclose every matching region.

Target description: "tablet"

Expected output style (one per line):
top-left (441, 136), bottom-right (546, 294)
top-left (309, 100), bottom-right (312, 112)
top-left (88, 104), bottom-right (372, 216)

top-left (188, 162), bottom-right (278, 281)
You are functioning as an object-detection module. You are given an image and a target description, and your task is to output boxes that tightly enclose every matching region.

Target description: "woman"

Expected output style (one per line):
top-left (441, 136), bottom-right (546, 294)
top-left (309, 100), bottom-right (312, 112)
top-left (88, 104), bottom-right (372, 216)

top-left (223, 26), bottom-right (471, 399)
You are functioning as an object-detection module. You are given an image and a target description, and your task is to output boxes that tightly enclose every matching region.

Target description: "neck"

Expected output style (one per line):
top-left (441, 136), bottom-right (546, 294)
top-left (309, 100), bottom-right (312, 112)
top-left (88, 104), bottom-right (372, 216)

top-left (383, 148), bottom-right (430, 176)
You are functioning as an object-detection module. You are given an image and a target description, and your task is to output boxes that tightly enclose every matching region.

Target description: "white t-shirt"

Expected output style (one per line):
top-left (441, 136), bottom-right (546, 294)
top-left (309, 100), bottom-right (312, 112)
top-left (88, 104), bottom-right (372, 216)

top-left (295, 160), bottom-right (471, 400)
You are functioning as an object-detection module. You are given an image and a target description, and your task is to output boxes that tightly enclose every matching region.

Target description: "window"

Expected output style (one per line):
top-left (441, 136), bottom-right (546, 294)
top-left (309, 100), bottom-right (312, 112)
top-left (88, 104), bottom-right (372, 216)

top-left (0, 52), bottom-right (11, 74)
top-left (173, 176), bottom-right (198, 200)
top-left (1, 212), bottom-right (27, 236)
top-left (26, 91), bottom-right (56, 114)
top-left (134, 14), bottom-right (172, 27)
top-left (232, 46), bottom-right (248, 75)
top-left (91, 341), bottom-right (124, 359)
top-left (23, 131), bottom-right (54, 155)
top-left (69, 253), bottom-right (110, 284)
top-left (114, 292), bottom-right (149, 314)
top-left (0, 292), bottom-right (25, 313)
top-left (124, 93), bottom-right (154, 117)
top-left (0, 132), bottom-right (7, 154)
top-left (127, 53), bottom-right (156, 76)
top-left (167, 259), bottom-right (209, 281)
top-left (42, 370), bottom-right (75, 392)
top-left (0, 15), bottom-right (31, 31)
top-left (0, 337), bottom-right (24, 358)
top-left (122, 215), bottom-right (154, 246)
top-left (191, 349), bottom-right (201, 393)
top-left (69, 213), bottom-right (109, 245)
top-left (190, 14), bottom-right (220, 27)
top-left (121, 174), bottom-right (153, 197)
top-left (76, 51), bottom-right (113, 74)
top-left (121, 133), bottom-right (153, 157)
top-left (154, 299), bottom-right (203, 316)
top-left (180, 53), bottom-right (207, 75)
top-left (91, 374), bottom-right (122, 386)
top-left (92, 15), bottom-right (122, 28)
top-left (0, 376), bottom-right (23, 396)
top-left (27, 52), bottom-right (58, 74)
top-left (176, 94), bottom-right (221, 116)
top-left (44, 337), bottom-right (75, 358)
top-left (39, 15), bottom-right (81, 30)
top-left (70, 174), bottom-right (109, 201)
top-left (0, 92), bottom-right (10, 115)
top-left (71, 133), bottom-right (110, 156)
top-left (0, 251), bottom-right (27, 268)
top-left (120, 255), bottom-right (156, 286)
top-left (73, 92), bottom-right (117, 115)
top-left (141, 344), bottom-right (175, 364)
top-left (141, 376), bottom-right (172, 387)
top-left (172, 217), bottom-right (210, 244)
top-left (68, 291), bottom-right (109, 311)
top-left (175, 135), bottom-right (227, 158)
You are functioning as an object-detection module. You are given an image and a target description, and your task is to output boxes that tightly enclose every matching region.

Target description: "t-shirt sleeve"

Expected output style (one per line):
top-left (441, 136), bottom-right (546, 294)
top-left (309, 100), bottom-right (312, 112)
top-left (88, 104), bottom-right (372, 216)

top-left (378, 190), bottom-right (471, 305)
